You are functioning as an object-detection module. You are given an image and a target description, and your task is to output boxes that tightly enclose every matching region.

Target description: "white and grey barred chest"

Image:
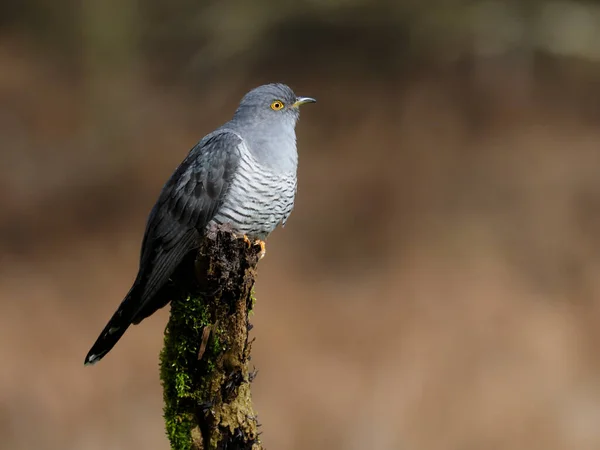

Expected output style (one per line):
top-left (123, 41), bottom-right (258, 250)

top-left (208, 149), bottom-right (298, 239)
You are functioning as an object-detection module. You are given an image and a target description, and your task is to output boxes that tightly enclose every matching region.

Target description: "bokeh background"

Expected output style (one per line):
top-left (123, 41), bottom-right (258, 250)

top-left (3, 1), bottom-right (600, 449)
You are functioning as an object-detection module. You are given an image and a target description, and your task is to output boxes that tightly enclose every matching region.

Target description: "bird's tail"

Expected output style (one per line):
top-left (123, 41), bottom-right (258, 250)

top-left (84, 284), bottom-right (141, 366)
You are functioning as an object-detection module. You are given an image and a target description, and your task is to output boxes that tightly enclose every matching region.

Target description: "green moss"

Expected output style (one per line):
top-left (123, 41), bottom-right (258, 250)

top-left (160, 231), bottom-right (262, 450)
top-left (160, 295), bottom-right (215, 450)
top-left (163, 412), bottom-right (195, 450)
top-left (211, 329), bottom-right (224, 354)
top-left (248, 286), bottom-right (257, 316)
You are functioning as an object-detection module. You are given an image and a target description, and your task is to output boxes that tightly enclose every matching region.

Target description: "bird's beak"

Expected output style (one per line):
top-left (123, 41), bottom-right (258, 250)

top-left (292, 96), bottom-right (316, 108)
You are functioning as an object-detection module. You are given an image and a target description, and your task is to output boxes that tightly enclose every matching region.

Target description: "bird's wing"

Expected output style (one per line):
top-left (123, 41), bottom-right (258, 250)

top-left (84, 131), bottom-right (243, 364)
top-left (134, 130), bottom-right (243, 316)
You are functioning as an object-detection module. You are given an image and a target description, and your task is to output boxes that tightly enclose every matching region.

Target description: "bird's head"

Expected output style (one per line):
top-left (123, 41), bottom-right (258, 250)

top-left (232, 83), bottom-right (316, 130)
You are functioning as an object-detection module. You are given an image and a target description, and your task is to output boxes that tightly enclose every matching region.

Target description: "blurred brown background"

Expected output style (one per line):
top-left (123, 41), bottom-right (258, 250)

top-left (2, 1), bottom-right (600, 449)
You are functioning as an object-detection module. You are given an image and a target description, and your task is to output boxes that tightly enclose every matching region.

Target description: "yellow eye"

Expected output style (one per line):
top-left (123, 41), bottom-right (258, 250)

top-left (270, 100), bottom-right (284, 111)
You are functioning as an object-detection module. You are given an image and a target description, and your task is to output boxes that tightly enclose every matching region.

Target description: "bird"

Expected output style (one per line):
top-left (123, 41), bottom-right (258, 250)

top-left (84, 83), bottom-right (315, 365)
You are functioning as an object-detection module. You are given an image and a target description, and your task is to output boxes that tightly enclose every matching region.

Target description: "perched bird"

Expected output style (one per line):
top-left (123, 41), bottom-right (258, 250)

top-left (84, 83), bottom-right (315, 365)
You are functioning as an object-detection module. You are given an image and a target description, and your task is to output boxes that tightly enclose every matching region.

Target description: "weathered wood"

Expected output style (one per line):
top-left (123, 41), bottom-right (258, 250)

top-left (160, 227), bottom-right (263, 450)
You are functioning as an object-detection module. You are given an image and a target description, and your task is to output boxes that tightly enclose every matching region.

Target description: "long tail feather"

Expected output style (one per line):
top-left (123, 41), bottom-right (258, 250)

top-left (84, 286), bottom-right (140, 365)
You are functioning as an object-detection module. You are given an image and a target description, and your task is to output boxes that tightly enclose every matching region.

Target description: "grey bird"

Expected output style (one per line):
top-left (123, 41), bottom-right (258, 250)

top-left (84, 83), bottom-right (315, 365)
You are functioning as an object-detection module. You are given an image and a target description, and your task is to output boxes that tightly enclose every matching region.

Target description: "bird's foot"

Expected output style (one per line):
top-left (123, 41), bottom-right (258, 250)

top-left (234, 234), bottom-right (266, 259)
top-left (254, 239), bottom-right (266, 260)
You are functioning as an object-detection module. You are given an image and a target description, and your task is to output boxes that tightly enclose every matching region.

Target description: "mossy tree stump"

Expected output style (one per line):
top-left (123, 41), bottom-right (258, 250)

top-left (160, 227), bottom-right (263, 450)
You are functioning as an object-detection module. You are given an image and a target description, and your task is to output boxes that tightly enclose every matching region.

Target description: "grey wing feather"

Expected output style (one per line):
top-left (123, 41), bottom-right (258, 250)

top-left (84, 131), bottom-right (243, 365)
top-left (131, 130), bottom-right (242, 319)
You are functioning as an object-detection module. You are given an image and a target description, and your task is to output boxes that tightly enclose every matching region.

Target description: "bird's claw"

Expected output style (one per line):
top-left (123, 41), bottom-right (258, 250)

top-left (235, 234), bottom-right (266, 259)
top-left (254, 239), bottom-right (266, 260)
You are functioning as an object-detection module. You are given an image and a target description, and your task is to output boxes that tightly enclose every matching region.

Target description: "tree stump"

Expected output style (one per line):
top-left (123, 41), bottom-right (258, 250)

top-left (160, 227), bottom-right (263, 450)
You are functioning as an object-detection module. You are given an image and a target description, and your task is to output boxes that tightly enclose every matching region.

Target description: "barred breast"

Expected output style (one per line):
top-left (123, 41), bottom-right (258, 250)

top-left (208, 144), bottom-right (297, 239)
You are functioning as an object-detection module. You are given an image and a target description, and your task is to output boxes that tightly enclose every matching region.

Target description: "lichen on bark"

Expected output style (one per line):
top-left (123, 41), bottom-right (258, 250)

top-left (159, 227), bottom-right (263, 450)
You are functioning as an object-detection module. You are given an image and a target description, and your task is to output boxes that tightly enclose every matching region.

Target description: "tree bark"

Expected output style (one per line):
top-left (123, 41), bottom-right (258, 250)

top-left (160, 227), bottom-right (263, 450)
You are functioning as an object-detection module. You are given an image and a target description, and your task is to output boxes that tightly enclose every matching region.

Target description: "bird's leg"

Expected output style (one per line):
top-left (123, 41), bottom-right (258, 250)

top-left (230, 232), bottom-right (252, 246)
top-left (233, 233), bottom-right (265, 259)
top-left (253, 239), bottom-right (266, 260)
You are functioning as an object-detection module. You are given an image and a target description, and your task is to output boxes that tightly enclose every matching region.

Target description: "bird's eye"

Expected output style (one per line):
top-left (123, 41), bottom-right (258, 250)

top-left (270, 100), bottom-right (284, 111)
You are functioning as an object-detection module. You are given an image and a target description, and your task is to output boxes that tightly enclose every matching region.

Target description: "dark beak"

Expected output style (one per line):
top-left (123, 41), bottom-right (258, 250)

top-left (292, 97), bottom-right (317, 108)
